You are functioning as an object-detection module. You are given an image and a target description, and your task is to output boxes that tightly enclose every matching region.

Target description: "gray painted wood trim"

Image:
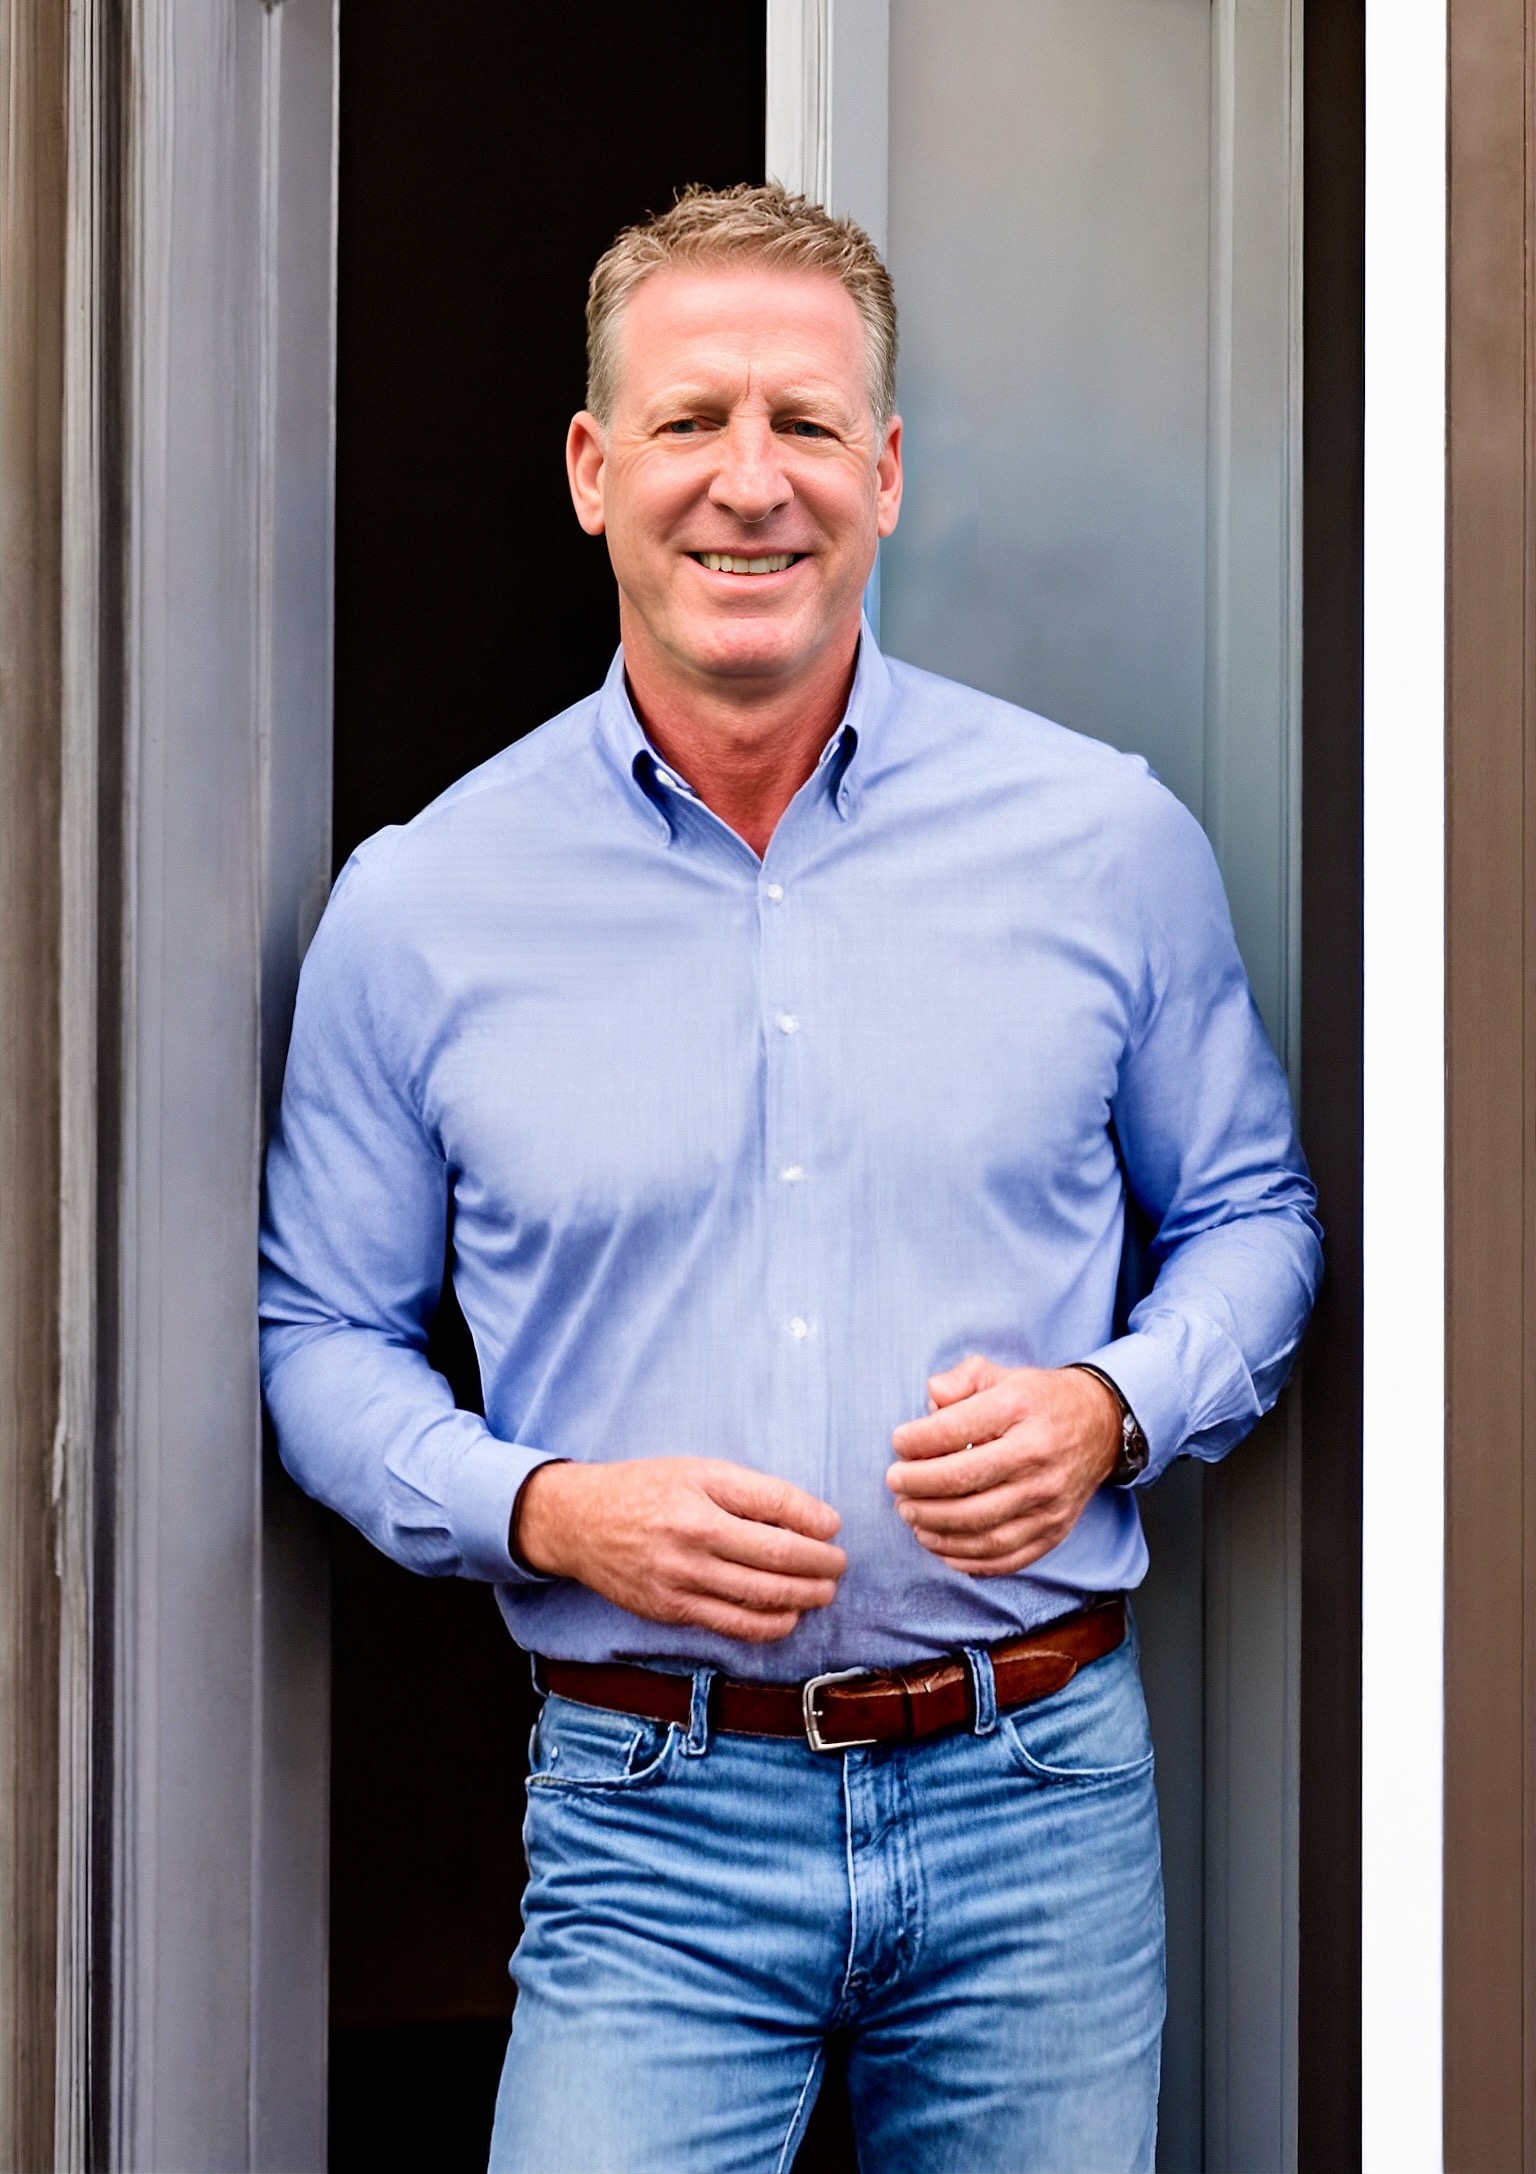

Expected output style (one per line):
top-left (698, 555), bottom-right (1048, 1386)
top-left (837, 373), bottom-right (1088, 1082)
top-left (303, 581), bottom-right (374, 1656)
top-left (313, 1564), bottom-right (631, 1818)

top-left (54, 0), bottom-right (108, 2158)
top-left (766, 0), bottom-right (889, 253)
top-left (0, 0), bottom-right (68, 2163)
top-left (251, 3), bottom-right (336, 2163)
top-left (92, 1), bottom-right (336, 2163)
top-left (1200, 4), bottom-right (1305, 2167)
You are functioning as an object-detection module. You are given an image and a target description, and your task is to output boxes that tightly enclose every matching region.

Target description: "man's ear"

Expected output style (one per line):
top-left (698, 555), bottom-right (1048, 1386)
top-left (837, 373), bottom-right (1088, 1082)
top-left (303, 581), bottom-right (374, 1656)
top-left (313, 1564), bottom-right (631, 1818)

top-left (566, 410), bottom-right (608, 535)
top-left (875, 413), bottom-right (904, 540)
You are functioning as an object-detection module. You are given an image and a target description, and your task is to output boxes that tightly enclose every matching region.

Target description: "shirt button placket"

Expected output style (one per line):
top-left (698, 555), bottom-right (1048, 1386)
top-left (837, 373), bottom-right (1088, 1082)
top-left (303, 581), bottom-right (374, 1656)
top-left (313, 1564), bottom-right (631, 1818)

top-left (762, 870), bottom-right (816, 1406)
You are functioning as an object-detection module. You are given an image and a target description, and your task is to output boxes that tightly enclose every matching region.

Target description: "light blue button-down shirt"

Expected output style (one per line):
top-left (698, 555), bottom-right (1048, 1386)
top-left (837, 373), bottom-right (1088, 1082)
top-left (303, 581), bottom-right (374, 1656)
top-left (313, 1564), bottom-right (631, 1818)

top-left (260, 631), bottom-right (1321, 1678)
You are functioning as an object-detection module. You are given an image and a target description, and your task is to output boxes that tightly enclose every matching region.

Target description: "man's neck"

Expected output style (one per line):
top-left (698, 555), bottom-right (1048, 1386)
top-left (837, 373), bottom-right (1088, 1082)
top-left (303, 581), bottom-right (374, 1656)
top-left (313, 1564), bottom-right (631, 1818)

top-left (620, 612), bottom-right (861, 861)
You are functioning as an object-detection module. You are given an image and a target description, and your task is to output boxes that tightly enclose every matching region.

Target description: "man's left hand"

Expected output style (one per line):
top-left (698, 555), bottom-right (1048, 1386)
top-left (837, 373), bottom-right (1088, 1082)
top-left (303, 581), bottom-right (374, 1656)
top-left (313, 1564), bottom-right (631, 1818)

top-left (887, 1357), bottom-right (1123, 1577)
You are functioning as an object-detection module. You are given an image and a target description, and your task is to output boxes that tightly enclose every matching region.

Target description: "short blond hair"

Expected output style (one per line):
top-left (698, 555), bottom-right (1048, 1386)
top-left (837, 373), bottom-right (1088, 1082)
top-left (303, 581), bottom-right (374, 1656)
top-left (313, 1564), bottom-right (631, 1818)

top-left (585, 182), bottom-right (898, 428)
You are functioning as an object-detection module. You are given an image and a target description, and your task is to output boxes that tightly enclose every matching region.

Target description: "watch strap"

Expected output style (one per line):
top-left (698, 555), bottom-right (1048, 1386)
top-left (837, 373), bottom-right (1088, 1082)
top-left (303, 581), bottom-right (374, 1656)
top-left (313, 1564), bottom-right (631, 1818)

top-left (1069, 1362), bottom-right (1150, 1485)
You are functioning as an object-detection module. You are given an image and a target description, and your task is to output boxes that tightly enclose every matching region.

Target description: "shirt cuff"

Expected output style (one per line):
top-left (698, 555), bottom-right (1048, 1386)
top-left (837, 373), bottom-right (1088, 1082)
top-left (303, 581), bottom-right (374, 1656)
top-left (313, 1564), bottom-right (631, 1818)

top-left (1073, 1331), bottom-right (1188, 1485)
top-left (442, 1432), bottom-right (564, 1584)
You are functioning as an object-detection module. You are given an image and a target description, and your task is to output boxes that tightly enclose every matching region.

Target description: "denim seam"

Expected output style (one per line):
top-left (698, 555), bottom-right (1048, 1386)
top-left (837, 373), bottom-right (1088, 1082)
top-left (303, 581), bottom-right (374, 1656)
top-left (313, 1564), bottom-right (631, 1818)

top-left (1000, 1732), bottom-right (1157, 1788)
top-left (834, 1754), bottom-right (861, 2016)
top-left (525, 1724), bottom-right (678, 1794)
top-left (773, 2051), bottom-right (826, 2174)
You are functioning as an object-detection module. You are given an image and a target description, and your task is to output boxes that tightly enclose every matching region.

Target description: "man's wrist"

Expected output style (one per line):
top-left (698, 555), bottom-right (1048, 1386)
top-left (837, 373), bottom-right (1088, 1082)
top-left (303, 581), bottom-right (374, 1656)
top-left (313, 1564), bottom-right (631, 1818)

top-left (511, 1459), bottom-right (573, 1577)
top-left (1067, 1363), bottom-right (1150, 1486)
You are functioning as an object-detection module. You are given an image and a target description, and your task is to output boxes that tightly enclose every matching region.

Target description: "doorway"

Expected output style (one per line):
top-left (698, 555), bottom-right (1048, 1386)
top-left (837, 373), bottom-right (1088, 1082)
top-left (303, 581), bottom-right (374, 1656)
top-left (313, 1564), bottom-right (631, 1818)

top-left (326, 10), bottom-right (867, 2170)
top-left (325, 6), bottom-right (1361, 2171)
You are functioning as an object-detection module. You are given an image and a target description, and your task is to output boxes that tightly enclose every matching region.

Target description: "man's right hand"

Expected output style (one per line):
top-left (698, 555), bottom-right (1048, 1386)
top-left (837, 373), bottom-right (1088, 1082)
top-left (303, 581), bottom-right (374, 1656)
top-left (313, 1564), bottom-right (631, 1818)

top-left (513, 1458), bottom-right (847, 1644)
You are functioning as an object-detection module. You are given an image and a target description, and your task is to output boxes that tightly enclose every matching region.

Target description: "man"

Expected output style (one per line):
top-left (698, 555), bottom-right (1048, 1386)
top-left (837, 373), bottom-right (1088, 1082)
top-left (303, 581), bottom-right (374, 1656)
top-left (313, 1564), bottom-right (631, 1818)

top-left (261, 184), bottom-right (1320, 2173)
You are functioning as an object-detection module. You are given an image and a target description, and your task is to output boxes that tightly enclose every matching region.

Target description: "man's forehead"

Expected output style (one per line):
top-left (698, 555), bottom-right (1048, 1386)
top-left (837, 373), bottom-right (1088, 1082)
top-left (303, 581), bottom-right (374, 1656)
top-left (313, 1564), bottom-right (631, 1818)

top-left (631, 357), bottom-right (858, 410)
top-left (622, 267), bottom-right (864, 358)
top-left (616, 267), bottom-right (867, 413)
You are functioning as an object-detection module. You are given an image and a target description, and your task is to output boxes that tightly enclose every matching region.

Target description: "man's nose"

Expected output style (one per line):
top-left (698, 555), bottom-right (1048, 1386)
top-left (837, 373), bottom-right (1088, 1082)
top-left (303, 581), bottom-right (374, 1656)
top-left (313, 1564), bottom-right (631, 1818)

top-left (707, 419), bottom-right (792, 525)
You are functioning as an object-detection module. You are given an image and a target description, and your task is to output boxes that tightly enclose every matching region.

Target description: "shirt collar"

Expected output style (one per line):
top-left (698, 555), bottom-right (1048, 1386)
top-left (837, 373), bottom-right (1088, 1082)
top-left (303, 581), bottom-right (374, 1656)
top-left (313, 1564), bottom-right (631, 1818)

top-left (593, 615), bottom-right (893, 835)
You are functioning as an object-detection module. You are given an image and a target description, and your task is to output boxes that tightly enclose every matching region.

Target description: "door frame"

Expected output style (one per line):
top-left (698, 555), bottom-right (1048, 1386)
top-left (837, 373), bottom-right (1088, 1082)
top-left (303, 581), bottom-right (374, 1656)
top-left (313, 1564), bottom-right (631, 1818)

top-left (1442, 0), bottom-right (1536, 2163)
top-left (46, 0), bottom-right (338, 2163)
top-left (0, 0), bottom-right (1379, 2163)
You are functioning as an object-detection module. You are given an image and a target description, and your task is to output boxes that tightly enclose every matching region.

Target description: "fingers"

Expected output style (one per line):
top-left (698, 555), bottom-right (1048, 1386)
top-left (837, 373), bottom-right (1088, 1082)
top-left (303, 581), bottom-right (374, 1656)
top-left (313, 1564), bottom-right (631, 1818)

top-left (895, 1469), bottom-right (1038, 1539)
top-left (886, 1437), bottom-right (1020, 1501)
top-left (659, 1544), bottom-right (842, 1646)
top-left (673, 1598), bottom-right (804, 1643)
top-left (891, 1380), bottom-right (1021, 1462)
top-left (933, 1542), bottom-right (1054, 1579)
top-left (926, 1353), bottom-right (1001, 1409)
top-left (916, 1520), bottom-right (1044, 1562)
top-left (703, 1461), bottom-right (843, 1542)
top-left (703, 1510), bottom-right (848, 1582)
top-left (906, 1507), bottom-right (1070, 1577)
top-left (680, 1556), bottom-right (841, 1619)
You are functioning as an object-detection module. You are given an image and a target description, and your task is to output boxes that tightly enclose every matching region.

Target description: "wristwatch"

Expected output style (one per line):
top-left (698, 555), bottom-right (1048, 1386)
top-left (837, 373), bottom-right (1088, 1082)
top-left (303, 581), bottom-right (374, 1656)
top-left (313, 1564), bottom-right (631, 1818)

top-left (1069, 1363), bottom-right (1150, 1486)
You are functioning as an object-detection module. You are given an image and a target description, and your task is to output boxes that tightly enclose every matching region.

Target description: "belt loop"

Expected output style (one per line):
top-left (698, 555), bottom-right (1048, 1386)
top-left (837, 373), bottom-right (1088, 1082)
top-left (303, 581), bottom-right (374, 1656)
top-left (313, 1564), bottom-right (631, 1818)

top-left (683, 1666), bottom-right (715, 1756)
top-left (964, 1646), bottom-right (998, 1736)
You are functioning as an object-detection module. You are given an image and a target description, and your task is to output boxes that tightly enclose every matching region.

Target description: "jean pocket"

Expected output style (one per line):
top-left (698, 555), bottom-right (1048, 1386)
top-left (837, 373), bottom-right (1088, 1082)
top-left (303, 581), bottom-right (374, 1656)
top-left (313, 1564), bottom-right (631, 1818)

top-left (525, 1693), bottom-right (680, 1794)
top-left (998, 1643), bottom-right (1156, 1786)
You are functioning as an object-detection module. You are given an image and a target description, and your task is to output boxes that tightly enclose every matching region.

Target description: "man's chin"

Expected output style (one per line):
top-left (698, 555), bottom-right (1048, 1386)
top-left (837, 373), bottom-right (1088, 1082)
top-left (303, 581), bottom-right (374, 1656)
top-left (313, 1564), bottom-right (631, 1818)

top-left (670, 608), bottom-right (850, 688)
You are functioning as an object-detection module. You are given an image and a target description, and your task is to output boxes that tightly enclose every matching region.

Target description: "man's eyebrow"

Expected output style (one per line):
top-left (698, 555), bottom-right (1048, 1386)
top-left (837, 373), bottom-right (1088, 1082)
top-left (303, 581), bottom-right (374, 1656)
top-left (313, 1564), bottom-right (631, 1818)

top-left (637, 377), bottom-right (855, 416)
top-left (635, 377), bottom-right (744, 416)
top-left (767, 382), bottom-right (852, 413)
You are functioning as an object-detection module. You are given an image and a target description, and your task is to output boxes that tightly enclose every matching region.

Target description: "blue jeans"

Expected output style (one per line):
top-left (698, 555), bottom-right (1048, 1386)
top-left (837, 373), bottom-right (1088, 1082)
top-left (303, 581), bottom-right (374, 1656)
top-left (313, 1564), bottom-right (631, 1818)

top-left (489, 1628), bottom-right (1164, 2173)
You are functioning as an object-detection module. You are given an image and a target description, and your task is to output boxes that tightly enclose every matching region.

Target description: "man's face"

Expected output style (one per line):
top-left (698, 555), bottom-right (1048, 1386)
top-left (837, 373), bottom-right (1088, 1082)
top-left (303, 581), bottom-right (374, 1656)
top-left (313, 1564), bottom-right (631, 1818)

top-left (567, 265), bottom-right (902, 689)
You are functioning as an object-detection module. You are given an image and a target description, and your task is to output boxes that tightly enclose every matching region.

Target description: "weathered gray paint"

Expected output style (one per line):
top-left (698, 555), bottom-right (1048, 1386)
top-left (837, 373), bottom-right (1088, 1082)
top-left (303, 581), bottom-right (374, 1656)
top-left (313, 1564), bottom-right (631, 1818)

top-left (879, 4), bottom-right (1303, 2165)
top-left (94, 1), bottom-right (336, 2163)
top-left (0, 0), bottom-right (67, 2163)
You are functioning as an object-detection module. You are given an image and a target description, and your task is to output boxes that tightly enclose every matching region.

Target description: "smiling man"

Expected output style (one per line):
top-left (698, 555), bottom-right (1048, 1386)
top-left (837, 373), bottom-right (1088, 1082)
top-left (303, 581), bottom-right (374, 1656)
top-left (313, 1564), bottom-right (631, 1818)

top-left (260, 186), bottom-right (1321, 2174)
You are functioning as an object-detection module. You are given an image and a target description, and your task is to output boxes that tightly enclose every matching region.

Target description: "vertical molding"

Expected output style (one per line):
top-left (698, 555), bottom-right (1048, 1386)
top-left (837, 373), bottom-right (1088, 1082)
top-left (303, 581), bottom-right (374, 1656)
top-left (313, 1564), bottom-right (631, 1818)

top-left (765, 0), bottom-right (886, 249)
top-left (55, 0), bottom-right (106, 2157)
top-left (101, 2), bottom-right (337, 2163)
top-left (1200, 1), bottom-right (1305, 2165)
top-left (1202, 0), bottom-right (1301, 1073)
top-left (250, 0), bottom-right (336, 2164)
top-left (766, 0), bottom-right (830, 204)
top-left (1443, 0), bottom-right (1534, 2163)
top-left (0, 0), bottom-right (69, 2164)
top-left (766, 0), bottom-right (887, 635)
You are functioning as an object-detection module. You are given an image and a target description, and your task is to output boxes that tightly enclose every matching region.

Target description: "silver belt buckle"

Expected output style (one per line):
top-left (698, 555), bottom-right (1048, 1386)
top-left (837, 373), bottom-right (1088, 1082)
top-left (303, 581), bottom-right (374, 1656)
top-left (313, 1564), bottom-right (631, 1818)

top-left (801, 1666), bottom-right (881, 1753)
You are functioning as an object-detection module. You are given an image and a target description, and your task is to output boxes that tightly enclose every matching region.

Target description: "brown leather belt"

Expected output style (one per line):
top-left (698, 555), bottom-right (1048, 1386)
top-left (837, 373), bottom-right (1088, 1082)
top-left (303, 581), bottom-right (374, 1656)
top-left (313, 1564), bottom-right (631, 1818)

top-left (537, 1595), bottom-right (1126, 1754)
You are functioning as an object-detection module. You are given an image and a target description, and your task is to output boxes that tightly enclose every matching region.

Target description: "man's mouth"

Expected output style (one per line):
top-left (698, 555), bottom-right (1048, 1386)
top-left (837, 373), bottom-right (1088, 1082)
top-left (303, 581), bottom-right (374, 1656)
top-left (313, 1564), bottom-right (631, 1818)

top-left (691, 552), bottom-right (804, 575)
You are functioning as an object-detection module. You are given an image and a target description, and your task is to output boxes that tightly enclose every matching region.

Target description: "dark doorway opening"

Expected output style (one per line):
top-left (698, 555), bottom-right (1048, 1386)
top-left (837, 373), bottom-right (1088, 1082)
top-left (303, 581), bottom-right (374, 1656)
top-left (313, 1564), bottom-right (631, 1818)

top-left (329, 9), bottom-right (850, 2169)
top-left (329, 8), bottom-right (1365, 2170)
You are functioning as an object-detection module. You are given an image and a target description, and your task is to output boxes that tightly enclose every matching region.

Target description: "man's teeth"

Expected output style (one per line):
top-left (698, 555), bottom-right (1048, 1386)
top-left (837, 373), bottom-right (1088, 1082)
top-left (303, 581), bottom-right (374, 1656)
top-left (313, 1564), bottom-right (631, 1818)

top-left (696, 552), bottom-right (797, 575)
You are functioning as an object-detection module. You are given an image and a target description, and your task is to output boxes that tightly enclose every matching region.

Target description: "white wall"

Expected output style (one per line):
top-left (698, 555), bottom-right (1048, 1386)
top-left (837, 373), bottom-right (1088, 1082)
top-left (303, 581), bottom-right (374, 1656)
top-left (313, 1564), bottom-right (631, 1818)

top-left (1361, 1), bottom-right (1446, 2167)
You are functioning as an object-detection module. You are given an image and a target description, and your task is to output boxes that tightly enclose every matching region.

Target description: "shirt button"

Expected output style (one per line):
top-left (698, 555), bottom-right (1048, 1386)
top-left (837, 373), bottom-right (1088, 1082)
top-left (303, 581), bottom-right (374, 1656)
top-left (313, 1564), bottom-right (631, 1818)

top-left (788, 1316), bottom-right (810, 1340)
top-left (780, 1164), bottom-right (805, 1183)
top-left (765, 882), bottom-right (784, 902)
top-left (776, 1013), bottom-right (800, 1035)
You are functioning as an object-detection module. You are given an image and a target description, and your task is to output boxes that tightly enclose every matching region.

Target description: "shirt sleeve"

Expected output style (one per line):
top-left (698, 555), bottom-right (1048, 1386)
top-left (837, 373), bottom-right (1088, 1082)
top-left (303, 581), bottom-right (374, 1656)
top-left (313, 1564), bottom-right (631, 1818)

top-left (1076, 782), bottom-right (1324, 1483)
top-left (259, 849), bottom-right (559, 1582)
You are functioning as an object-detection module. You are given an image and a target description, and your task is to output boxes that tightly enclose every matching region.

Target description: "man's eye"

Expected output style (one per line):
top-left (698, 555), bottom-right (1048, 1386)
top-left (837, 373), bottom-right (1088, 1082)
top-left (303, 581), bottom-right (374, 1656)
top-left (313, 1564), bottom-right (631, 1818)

top-left (787, 420), bottom-right (831, 439)
top-left (663, 419), bottom-right (703, 435)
